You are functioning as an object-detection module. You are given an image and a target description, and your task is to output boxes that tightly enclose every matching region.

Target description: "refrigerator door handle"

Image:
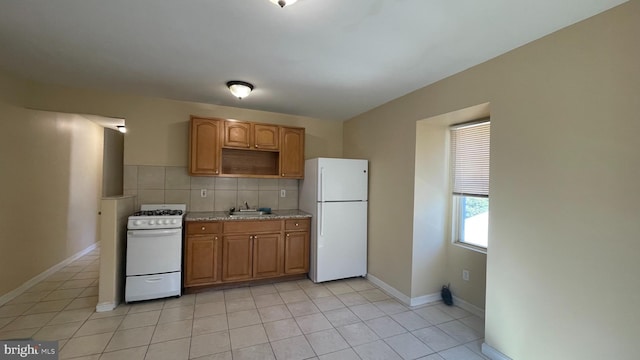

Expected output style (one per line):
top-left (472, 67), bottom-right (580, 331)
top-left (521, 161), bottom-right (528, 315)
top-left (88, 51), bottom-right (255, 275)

top-left (320, 203), bottom-right (324, 236)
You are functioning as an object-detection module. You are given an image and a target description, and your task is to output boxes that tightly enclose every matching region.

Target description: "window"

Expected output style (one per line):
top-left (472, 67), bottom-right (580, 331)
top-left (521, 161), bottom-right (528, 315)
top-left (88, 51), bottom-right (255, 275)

top-left (450, 120), bottom-right (490, 250)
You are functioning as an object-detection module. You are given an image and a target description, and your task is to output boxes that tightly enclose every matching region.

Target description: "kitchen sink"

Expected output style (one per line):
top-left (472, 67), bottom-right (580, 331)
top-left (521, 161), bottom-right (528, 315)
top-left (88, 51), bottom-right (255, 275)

top-left (228, 210), bottom-right (274, 218)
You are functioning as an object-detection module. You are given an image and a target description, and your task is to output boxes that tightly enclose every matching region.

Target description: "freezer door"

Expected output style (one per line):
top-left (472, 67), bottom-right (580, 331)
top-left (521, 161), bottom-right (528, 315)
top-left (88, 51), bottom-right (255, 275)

top-left (126, 229), bottom-right (182, 276)
top-left (313, 201), bottom-right (367, 283)
top-left (318, 158), bottom-right (368, 202)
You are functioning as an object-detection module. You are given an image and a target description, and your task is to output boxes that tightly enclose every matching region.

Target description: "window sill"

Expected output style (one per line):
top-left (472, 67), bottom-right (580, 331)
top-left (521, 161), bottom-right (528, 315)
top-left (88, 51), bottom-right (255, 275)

top-left (453, 241), bottom-right (487, 255)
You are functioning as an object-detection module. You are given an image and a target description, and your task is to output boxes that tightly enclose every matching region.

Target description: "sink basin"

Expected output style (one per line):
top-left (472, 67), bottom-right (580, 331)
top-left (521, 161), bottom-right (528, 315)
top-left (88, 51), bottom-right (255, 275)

top-left (228, 210), bottom-right (274, 218)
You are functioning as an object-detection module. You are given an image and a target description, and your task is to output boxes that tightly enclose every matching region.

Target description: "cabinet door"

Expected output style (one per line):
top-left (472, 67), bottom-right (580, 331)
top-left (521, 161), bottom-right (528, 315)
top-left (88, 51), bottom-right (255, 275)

top-left (222, 235), bottom-right (253, 281)
top-left (190, 118), bottom-right (221, 175)
top-left (284, 231), bottom-right (309, 274)
top-left (280, 127), bottom-right (305, 178)
top-left (254, 124), bottom-right (279, 150)
top-left (224, 121), bottom-right (251, 148)
top-left (185, 235), bottom-right (220, 286)
top-left (253, 233), bottom-right (281, 278)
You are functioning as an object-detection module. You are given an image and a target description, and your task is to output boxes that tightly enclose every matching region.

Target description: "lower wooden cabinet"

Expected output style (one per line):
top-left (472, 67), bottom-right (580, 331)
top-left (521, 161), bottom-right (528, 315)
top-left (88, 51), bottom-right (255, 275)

top-left (185, 235), bottom-right (221, 285)
top-left (253, 233), bottom-right (282, 278)
top-left (284, 231), bottom-right (309, 274)
top-left (184, 222), bottom-right (222, 287)
top-left (184, 218), bottom-right (310, 289)
top-left (222, 235), bottom-right (253, 282)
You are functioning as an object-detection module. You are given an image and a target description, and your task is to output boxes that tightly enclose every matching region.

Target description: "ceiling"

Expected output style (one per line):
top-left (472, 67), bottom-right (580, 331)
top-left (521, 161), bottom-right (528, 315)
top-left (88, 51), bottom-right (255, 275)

top-left (0, 0), bottom-right (627, 120)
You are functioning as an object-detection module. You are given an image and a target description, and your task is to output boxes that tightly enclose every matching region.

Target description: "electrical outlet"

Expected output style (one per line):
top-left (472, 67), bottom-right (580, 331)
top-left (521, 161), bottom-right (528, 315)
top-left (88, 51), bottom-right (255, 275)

top-left (200, 189), bottom-right (207, 198)
top-left (280, 189), bottom-right (286, 198)
top-left (462, 269), bottom-right (470, 281)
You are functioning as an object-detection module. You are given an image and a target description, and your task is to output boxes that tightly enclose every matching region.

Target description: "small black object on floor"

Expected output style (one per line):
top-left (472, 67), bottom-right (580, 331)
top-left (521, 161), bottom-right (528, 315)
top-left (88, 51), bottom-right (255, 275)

top-left (441, 283), bottom-right (453, 305)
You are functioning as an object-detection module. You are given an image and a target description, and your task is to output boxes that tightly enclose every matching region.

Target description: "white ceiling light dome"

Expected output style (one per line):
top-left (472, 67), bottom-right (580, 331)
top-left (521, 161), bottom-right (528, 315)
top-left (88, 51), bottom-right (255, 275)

top-left (226, 81), bottom-right (254, 99)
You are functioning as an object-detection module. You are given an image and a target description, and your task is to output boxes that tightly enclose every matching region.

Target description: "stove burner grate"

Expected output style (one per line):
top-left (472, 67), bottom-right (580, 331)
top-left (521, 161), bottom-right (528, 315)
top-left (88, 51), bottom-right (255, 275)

top-left (133, 209), bottom-right (184, 216)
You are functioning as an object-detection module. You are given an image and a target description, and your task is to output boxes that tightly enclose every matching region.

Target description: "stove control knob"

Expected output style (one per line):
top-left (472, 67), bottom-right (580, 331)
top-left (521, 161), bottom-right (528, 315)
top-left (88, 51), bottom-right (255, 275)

top-left (159, 219), bottom-right (166, 225)
top-left (149, 220), bottom-right (156, 225)
top-left (134, 220), bottom-right (143, 226)
top-left (172, 219), bottom-right (178, 224)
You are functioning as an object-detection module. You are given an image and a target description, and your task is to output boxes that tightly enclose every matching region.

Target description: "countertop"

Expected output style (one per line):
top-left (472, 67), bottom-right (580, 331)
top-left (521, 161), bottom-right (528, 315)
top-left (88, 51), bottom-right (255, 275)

top-left (185, 209), bottom-right (312, 222)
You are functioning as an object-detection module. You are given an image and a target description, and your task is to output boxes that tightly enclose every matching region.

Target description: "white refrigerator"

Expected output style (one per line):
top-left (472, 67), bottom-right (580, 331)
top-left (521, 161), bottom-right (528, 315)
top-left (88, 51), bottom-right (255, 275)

top-left (299, 158), bottom-right (368, 283)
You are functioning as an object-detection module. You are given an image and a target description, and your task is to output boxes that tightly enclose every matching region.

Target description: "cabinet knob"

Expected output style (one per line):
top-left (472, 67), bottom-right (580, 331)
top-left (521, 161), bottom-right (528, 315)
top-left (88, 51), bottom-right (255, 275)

top-left (295, 223), bottom-right (299, 227)
top-left (286, 233), bottom-right (290, 237)
top-left (247, 144), bottom-right (250, 148)
top-left (255, 144), bottom-right (259, 148)
top-left (201, 226), bottom-right (206, 231)
top-left (214, 169), bottom-right (219, 174)
top-left (215, 236), bottom-right (218, 240)
top-left (282, 173), bottom-right (285, 176)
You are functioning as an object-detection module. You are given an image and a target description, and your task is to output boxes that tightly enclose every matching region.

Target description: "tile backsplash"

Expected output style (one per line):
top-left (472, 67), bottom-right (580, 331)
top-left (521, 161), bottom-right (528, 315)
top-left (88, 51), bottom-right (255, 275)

top-left (123, 165), bottom-right (299, 212)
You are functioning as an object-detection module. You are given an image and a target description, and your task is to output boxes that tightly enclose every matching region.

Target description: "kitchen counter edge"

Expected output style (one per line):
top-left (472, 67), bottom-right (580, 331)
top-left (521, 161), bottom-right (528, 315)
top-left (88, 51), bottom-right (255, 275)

top-left (185, 209), bottom-right (312, 222)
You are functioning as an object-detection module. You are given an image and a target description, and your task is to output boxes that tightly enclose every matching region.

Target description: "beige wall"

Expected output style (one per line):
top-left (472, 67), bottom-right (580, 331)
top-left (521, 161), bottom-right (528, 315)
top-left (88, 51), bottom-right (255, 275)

top-left (98, 196), bottom-right (135, 309)
top-left (102, 128), bottom-right (124, 197)
top-left (0, 73), bottom-right (104, 297)
top-left (344, 2), bottom-right (639, 359)
top-left (24, 83), bottom-right (344, 167)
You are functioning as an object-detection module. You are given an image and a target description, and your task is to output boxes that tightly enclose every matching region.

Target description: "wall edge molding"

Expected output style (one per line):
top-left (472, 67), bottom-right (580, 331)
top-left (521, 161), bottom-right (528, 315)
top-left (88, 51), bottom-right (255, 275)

top-left (0, 242), bottom-right (99, 306)
top-left (95, 302), bottom-right (117, 313)
top-left (366, 273), bottom-right (441, 307)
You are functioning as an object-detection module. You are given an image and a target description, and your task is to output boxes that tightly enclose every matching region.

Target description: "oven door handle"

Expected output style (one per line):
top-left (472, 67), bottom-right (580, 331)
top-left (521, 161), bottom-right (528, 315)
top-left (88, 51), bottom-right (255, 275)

top-left (128, 229), bottom-right (182, 237)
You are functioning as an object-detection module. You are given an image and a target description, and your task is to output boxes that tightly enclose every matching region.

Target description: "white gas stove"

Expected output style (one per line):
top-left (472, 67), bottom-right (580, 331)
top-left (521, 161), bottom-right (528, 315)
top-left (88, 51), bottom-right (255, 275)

top-left (127, 204), bottom-right (186, 230)
top-left (125, 204), bottom-right (186, 303)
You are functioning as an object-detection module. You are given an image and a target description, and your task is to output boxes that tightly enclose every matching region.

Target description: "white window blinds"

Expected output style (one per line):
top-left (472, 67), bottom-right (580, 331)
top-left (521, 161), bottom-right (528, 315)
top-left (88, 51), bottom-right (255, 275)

top-left (450, 120), bottom-right (490, 197)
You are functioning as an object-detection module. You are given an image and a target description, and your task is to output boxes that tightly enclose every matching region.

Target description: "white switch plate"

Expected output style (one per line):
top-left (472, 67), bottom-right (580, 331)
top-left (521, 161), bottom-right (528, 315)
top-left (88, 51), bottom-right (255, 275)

top-left (280, 189), bottom-right (286, 198)
top-left (462, 269), bottom-right (470, 281)
top-left (200, 189), bottom-right (207, 198)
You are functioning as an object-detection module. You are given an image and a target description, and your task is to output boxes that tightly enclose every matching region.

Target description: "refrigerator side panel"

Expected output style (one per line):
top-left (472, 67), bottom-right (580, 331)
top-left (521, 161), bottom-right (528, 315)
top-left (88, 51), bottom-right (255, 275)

top-left (318, 158), bottom-right (368, 202)
top-left (314, 201), bottom-right (367, 283)
top-left (299, 158), bottom-right (318, 214)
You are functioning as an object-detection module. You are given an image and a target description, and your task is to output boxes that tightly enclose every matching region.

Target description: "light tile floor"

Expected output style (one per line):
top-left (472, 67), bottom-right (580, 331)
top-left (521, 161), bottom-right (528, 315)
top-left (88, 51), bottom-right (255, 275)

top-left (0, 248), bottom-right (489, 359)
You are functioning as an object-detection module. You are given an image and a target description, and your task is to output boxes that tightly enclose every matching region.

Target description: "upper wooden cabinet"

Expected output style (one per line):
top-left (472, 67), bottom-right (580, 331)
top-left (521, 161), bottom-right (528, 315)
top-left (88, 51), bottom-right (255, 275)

top-left (280, 127), bottom-right (305, 178)
top-left (189, 116), bottom-right (304, 178)
top-left (189, 117), bottom-right (221, 176)
top-left (223, 120), bottom-right (279, 151)
top-left (254, 124), bottom-right (279, 150)
top-left (223, 121), bottom-right (251, 148)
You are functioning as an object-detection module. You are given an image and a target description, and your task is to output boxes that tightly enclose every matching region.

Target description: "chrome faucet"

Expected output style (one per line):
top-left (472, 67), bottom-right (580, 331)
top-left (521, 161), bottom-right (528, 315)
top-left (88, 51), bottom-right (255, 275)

top-left (244, 201), bottom-right (250, 209)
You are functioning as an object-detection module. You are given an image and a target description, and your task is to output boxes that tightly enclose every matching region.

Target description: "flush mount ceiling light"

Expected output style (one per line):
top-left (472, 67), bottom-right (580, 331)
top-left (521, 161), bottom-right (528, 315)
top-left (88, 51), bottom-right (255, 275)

top-left (116, 125), bottom-right (127, 133)
top-left (270, 0), bottom-right (298, 8)
top-left (226, 81), bottom-right (254, 99)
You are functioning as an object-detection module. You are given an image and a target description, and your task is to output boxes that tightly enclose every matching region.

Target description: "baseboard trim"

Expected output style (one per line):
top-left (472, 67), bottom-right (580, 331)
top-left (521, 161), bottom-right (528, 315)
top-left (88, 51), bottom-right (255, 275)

top-left (0, 242), bottom-right (99, 306)
top-left (482, 343), bottom-right (512, 360)
top-left (409, 292), bottom-right (442, 307)
top-left (95, 302), bottom-right (117, 313)
top-left (366, 274), bottom-right (440, 307)
top-left (453, 295), bottom-right (485, 319)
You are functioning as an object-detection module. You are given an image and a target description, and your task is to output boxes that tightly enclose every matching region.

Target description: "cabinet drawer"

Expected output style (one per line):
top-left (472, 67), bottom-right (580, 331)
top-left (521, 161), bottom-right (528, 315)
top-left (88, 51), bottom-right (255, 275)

top-left (284, 219), bottom-right (310, 231)
top-left (187, 222), bottom-right (221, 235)
top-left (224, 220), bottom-right (282, 234)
